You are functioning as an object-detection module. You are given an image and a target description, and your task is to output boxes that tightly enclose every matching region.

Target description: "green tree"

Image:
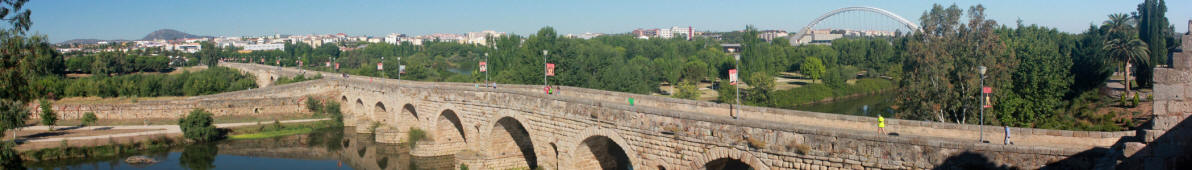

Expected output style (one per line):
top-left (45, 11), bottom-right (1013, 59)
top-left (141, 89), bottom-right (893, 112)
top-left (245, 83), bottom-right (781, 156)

top-left (746, 72), bottom-right (776, 106)
top-left (179, 109), bottom-right (220, 142)
top-left (82, 112), bottom-right (98, 126)
top-left (1102, 13), bottom-right (1150, 96)
top-left (674, 82), bottom-right (700, 100)
top-left (1134, 0), bottom-right (1171, 88)
top-left (682, 60), bottom-right (708, 82)
top-left (800, 57), bottom-right (825, 82)
top-left (39, 99), bottom-right (56, 130)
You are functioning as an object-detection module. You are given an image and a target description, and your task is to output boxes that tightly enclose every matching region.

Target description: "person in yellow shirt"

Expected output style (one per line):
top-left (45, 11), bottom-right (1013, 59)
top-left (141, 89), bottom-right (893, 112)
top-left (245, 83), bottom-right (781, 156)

top-left (877, 114), bottom-right (886, 135)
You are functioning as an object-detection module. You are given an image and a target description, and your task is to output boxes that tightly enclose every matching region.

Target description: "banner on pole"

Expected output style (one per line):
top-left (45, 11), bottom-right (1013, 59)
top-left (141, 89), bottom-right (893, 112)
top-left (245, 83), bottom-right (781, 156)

top-left (325, 62), bottom-right (331, 67)
top-left (479, 62), bottom-right (487, 72)
top-left (334, 63), bottom-right (340, 70)
top-left (399, 65), bottom-right (406, 73)
top-left (728, 69), bottom-right (738, 85)
top-left (545, 63), bottom-right (555, 76)
top-left (982, 86), bottom-right (993, 108)
top-left (298, 60), bottom-right (303, 67)
top-left (377, 62), bottom-right (383, 70)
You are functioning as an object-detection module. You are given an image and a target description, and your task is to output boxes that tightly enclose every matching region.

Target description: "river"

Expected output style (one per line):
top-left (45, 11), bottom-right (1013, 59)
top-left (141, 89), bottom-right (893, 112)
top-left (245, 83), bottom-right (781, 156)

top-left (790, 91), bottom-right (897, 117)
top-left (26, 128), bottom-right (454, 170)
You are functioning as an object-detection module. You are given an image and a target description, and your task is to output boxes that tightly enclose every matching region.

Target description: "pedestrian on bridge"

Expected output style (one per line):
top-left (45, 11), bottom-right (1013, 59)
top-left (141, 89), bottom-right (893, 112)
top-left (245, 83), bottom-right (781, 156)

top-left (877, 114), bottom-right (886, 135)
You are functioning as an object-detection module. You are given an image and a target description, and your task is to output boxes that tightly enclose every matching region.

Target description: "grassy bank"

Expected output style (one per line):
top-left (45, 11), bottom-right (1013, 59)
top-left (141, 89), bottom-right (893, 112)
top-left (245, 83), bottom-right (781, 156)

top-left (227, 120), bottom-right (340, 140)
top-left (770, 78), bottom-right (895, 107)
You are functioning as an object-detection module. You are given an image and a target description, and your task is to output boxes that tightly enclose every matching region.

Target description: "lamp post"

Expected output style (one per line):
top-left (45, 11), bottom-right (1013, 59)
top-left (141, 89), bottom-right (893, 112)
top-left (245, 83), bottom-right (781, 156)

top-left (543, 50), bottom-right (549, 90)
top-left (978, 65), bottom-right (987, 143)
top-left (730, 48), bottom-right (741, 119)
top-left (484, 52), bottom-right (489, 85)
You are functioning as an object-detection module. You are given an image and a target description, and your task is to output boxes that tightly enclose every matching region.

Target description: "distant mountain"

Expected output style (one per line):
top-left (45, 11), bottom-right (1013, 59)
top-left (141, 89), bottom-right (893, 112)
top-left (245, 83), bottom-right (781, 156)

top-left (141, 29), bottom-right (209, 41)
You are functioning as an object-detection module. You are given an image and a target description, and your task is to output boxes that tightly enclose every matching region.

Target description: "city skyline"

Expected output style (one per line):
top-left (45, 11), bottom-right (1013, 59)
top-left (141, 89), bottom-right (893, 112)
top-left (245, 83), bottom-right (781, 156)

top-left (31, 0), bottom-right (1192, 43)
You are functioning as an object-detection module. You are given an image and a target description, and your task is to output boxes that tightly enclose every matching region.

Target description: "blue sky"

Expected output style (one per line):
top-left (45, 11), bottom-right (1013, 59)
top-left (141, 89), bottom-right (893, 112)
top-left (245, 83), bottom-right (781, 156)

top-left (29, 0), bottom-right (1192, 43)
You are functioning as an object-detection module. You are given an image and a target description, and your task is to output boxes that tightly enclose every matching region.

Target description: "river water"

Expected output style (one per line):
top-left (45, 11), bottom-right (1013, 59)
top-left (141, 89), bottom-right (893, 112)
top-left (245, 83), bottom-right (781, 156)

top-left (790, 91), bottom-right (897, 117)
top-left (27, 128), bottom-right (453, 170)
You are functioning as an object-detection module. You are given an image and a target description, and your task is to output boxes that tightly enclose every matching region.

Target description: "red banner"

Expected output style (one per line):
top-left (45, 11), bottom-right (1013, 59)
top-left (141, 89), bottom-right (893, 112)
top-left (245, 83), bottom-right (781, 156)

top-left (545, 63), bottom-right (555, 76)
top-left (334, 63), bottom-right (340, 70)
top-left (479, 62), bottom-right (487, 72)
top-left (377, 62), bottom-right (383, 70)
top-left (982, 86), bottom-right (992, 94)
top-left (728, 69), bottom-right (738, 85)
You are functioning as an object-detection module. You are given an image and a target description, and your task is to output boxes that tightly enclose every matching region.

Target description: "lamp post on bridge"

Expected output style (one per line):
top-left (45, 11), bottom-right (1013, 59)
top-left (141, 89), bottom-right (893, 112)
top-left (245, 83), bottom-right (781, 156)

top-left (730, 48), bottom-right (741, 119)
top-left (978, 65), bottom-right (987, 143)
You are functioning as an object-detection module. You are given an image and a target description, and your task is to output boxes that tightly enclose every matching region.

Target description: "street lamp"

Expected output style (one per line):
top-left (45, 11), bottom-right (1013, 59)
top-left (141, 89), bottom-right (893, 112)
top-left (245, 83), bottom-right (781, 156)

top-left (730, 48), bottom-right (741, 119)
top-left (543, 50), bottom-right (549, 90)
top-left (977, 65), bottom-right (987, 143)
top-left (484, 52), bottom-right (489, 85)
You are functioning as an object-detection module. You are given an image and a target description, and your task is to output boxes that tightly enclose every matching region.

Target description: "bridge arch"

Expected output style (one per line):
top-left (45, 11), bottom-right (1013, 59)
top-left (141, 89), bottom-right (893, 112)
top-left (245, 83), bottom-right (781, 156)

top-left (374, 102), bottom-right (388, 122)
top-left (434, 109), bottom-right (468, 144)
top-left (792, 6), bottom-right (921, 44)
top-left (568, 127), bottom-right (643, 170)
top-left (693, 147), bottom-right (770, 170)
top-left (482, 114), bottom-right (540, 169)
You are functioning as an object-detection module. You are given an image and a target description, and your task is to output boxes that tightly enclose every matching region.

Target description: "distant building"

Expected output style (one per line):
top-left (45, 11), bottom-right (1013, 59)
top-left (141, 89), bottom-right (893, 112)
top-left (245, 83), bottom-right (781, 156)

top-left (758, 30), bottom-right (789, 42)
top-left (243, 43), bottom-right (285, 51)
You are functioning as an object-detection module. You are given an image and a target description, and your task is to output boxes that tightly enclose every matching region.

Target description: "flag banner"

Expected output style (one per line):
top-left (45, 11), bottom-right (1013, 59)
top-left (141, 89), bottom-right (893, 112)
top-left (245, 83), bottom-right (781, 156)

top-left (479, 62), bottom-right (487, 72)
top-left (729, 69), bottom-right (738, 85)
top-left (325, 62), bottom-right (331, 67)
top-left (546, 63), bottom-right (555, 76)
top-left (399, 65), bottom-right (406, 73)
top-left (377, 62), bottom-right (383, 70)
top-left (276, 59), bottom-right (280, 65)
top-left (334, 63), bottom-right (340, 70)
top-left (298, 61), bottom-right (303, 67)
top-left (982, 86), bottom-right (993, 94)
top-left (984, 96), bottom-right (993, 108)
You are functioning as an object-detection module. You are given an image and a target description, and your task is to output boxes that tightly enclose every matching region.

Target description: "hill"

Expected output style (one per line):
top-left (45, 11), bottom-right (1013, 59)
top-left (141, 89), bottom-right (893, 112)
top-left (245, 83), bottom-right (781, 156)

top-left (141, 29), bottom-right (208, 40)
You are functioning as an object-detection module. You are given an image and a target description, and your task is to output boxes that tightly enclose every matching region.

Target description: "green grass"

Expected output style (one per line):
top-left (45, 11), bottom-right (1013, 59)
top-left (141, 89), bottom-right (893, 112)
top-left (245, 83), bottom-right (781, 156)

top-left (770, 78), bottom-right (895, 107)
top-left (228, 128), bottom-right (315, 140)
top-left (226, 120), bottom-right (339, 140)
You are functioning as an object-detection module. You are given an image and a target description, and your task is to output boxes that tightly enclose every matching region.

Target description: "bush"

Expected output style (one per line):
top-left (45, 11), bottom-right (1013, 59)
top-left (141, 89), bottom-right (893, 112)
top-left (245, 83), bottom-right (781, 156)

top-left (0, 142), bottom-right (23, 170)
top-left (82, 112), bottom-right (98, 126)
top-left (408, 127), bottom-right (428, 148)
top-left (305, 96), bottom-right (323, 114)
top-left (179, 109), bottom-right (220, 142)
top-left (323, 102), bottom-right (343, 126)
top-left (39, 99), bottom-right (58, 130)
top-left (1132, 93), bottom-right (1140, 107)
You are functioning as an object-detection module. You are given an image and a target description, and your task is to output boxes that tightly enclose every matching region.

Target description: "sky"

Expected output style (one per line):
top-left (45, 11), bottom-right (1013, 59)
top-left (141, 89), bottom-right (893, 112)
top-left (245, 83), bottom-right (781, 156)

top-left (29, 0), bottom-right (1192, 43)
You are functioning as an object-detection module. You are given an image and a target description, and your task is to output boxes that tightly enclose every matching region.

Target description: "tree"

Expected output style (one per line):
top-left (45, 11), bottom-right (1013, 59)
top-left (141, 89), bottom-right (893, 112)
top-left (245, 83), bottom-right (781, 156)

top-left (1135, 0), bottom-right (1171, 88)
top-left (82, 112), bottom-right (97, 126)
top-left (39, 99), bottom-right (56, 130)
top-left (800, 57), bottom-right (825, 82)
top-left (179, 109), bottom-right (220, 142)
top-left (674, 82), bottom-right (700, 100)
top-left (746, 72), bottom-right (775, 106)
top-left (682, 60), bottom-right (708, 82)
top-left (197, 42), bottom-right (220, 68)
top-left (1102, 13), bottom-right (1150, 96)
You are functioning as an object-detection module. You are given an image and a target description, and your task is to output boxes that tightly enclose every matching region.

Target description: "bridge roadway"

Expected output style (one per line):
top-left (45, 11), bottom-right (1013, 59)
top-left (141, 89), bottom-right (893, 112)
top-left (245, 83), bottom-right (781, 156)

top-left (220, 62), bottom-right (1125, 169)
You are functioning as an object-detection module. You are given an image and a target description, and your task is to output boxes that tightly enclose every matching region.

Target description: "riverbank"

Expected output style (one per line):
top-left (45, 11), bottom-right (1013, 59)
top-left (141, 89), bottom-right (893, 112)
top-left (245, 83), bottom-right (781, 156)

top-left (13, 118), bottom-right (334, 162)
top-left (771, 78), bottom-right (896, 107)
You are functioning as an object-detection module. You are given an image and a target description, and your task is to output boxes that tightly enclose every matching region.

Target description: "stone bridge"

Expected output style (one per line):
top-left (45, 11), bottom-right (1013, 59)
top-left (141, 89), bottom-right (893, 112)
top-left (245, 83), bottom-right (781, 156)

top-left (214, 62), bottom-right (1159, 170)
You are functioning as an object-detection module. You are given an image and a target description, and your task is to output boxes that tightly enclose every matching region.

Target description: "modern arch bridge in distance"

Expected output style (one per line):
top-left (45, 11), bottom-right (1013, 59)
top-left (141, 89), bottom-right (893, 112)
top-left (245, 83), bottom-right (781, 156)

top-left (790, 6), bottom-right (922, 45)
top-left (213, 62), bottom-right (1134, 169)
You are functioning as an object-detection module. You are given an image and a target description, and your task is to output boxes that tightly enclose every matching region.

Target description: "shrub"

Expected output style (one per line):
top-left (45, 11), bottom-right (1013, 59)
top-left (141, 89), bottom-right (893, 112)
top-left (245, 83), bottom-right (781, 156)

top-left (305, 96), bottom-right (323, 114)
top-left (1132, 93), bottom-right (1140, 107)
top-left (82, 112), bottom-right (98, 126)
top-left (272, 119), bottom-right (283, 130)
top-left (785, 141), bottom-right (811, 155)
top-left (0, 142), bottom-right (22, 169)
top-left (179, 109), bottom-right (220, 142)
top-left (39, 99), bottom-right (58, 130)
top-left (323, 102), bottom-right (343, 126)
top-left (408, 127), bottom-right (428, 148)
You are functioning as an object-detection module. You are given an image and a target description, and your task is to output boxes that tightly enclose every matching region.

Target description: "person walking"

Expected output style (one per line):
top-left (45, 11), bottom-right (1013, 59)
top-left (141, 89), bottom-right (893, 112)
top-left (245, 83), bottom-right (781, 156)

top-left (877, 114), bottom-right (886, 135)
top-left (1004, 126), bottom-right (1012, 145)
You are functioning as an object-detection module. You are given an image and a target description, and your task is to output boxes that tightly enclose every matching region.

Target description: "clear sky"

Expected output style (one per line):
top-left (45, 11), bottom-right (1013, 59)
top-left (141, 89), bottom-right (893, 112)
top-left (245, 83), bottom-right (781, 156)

top-left (29, 0), bottom-right (1192, 43)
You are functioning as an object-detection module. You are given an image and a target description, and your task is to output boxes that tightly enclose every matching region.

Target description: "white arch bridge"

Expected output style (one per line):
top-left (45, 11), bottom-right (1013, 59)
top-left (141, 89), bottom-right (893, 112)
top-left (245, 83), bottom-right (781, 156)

top-left (790, 6), bottom-right (922, 45)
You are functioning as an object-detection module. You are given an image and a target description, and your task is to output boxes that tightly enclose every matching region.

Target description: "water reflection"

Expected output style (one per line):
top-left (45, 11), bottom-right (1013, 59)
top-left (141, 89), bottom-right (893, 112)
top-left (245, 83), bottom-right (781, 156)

top-left (27, 127), bottom-right (456, 170)
top-left (792, 91), bottom-right (897, 117)
top-left (179, 143), bottom-right (217, 170)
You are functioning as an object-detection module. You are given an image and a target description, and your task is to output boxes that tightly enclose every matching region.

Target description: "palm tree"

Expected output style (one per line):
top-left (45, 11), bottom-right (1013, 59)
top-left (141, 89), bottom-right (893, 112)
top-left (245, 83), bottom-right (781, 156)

top-left (1102, 13), bottom-right (1149, 96)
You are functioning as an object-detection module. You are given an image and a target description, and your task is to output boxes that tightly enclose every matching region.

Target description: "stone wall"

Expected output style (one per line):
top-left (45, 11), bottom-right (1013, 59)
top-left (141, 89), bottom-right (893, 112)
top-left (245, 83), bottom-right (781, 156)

top-left (211, 62), bottom-right (1139, 169)
top-left (1117, 21), bottom-right (1192, 169)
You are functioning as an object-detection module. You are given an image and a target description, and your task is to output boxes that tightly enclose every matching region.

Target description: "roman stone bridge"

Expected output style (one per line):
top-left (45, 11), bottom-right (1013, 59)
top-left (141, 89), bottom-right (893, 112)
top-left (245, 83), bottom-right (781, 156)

top-left (215, 62), bottom-right (1157, 170)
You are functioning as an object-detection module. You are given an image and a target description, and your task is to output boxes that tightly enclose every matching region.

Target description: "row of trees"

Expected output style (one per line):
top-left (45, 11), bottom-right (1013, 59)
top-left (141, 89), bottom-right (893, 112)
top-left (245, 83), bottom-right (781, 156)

top-left (64, 53), bottom-right (172, 75)
top-left (29, 67), bottom-right (257, 98)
